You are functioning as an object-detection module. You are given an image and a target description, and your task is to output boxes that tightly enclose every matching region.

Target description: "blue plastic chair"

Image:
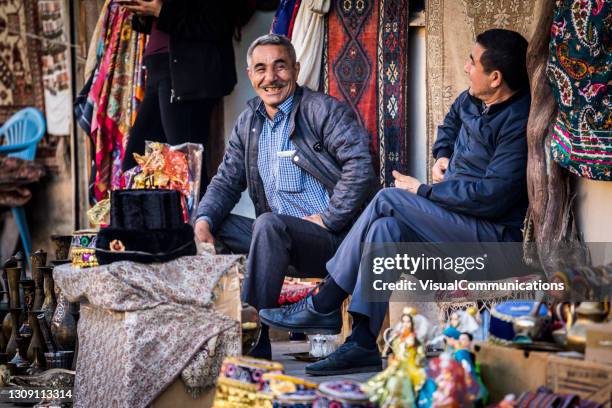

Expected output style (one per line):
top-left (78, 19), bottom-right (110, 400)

top-left (0, 108), bottom-right (46, 264)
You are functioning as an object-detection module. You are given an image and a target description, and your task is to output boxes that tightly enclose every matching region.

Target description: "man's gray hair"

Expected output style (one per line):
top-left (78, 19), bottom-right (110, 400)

top-left (246, 34), bottom-right (297, 67)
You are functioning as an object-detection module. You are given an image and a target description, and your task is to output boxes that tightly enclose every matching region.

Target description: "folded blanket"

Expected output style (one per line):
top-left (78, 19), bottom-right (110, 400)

top-left (53, 254), bottom-right (244, 408)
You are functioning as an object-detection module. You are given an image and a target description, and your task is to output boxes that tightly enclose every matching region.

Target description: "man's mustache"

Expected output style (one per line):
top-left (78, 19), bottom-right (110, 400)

top-left (260, 82), bottom-right (286, 88)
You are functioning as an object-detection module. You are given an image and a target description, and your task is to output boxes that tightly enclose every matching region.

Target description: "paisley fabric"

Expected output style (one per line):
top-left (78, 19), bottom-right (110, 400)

top-left (547, 0), bottom-right (612, 180)
top-left (53, 254), bottom-right (243, 408)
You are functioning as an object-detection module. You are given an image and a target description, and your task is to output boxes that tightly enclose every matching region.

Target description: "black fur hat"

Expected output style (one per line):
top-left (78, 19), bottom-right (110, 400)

top-left (95, 189), bottom-right (196, 265)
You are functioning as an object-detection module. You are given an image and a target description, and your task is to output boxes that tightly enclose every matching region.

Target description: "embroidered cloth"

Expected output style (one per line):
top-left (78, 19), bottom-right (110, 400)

top-left (547, 0), bottom-right (611, 180)
top-left (53, 254), bottom-right (243, 408)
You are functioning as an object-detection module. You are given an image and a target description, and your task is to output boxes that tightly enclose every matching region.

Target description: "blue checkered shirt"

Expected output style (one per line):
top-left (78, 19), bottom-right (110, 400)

top-left (257, 95), bottom-right (330, 218)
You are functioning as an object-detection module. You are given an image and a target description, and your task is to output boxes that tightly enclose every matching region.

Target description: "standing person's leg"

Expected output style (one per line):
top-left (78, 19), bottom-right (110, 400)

top-left (122, 62), bottom-right (166, 172)
top-left (157, 81), bottom-right (218, 195)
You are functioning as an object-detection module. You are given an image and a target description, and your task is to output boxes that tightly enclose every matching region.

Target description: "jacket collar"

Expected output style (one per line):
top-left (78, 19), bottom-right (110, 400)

top-left (255, 94), bottom-right (294, 120)
top-left (468, 86), bottom-right (529, 115)
top-left (248, 86), bottom-right (304, 138)
top-left (247, 85), bottom-right (304, 113)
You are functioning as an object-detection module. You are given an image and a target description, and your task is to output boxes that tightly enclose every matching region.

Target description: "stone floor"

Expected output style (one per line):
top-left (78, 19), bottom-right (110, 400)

top-left (272, 340), bottom-right (377, 384)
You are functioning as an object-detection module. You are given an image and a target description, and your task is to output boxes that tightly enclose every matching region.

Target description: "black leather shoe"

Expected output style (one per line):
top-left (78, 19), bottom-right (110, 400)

top-left (305, 342), bottom-right (382, 376)
top-left (259, 296), bottom-right (341, 334)
top-left (247, 337), bottom-right (272, 360)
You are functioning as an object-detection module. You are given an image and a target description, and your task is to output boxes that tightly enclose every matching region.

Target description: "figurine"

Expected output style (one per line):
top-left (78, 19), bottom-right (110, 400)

top-left (417, 353), bottom-right (479, 408)
top-left (454, 332), bottom-right (488, 405)
top-left (365, 310), bottom-right (426, 407)
top-left (417, 330), bottom-right (484, 408)
top-left (428, 308), bottom-right (481, 350)
top-left (442, 326), bottom-right (461, 352)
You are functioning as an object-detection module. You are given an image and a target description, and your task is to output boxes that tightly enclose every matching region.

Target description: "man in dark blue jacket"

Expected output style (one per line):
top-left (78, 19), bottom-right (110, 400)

top-left (260, 29), bottom-right (531, 375)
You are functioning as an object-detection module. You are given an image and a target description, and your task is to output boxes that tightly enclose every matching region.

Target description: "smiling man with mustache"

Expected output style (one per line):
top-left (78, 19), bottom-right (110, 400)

top-left (194, 34), bottom-right (377, 359)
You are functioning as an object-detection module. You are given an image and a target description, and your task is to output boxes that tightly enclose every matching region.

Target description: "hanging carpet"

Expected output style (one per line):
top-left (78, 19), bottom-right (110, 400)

top-left (0, 0), bottom-right (45, 123)
top-left (325, 0), bottom-right (409, 186)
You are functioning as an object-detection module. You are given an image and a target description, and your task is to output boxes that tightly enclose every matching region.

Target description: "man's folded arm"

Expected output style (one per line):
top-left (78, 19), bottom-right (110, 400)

top-left (195, 117), bottom-right (247, 230)
top-left (320, 104), bottom-right (377, 232)
top-left (432, 92), bottom-right (464, 160)
top-left (418, 126), bottom-right (527, 219)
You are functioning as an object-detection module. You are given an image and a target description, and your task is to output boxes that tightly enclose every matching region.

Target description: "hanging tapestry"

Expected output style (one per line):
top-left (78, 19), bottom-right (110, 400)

top-left (425, 0), bottom-right (543, 179)
top-left (547, 0), bottom-right (611, 181)
top-left (37, 0), bottom-right (72, 136)
top-left (84, 2), bottom-right (147, 202)
top-left (0, 0), bottom-right (45, 123)
top-left (325, 0), bottom-right (409, 186)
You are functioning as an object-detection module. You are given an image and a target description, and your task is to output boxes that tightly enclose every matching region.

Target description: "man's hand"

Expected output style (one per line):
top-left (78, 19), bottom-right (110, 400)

top-left (303, 214), bottom-right (328, 229)
top-left (118, 0), bottom-right (162, 17)
top-left (432, 157), bottom-right (449, 183)
top-left (392, 170), bottom-right (422, 194)
top-left (195, 219), bottom-right (215, 244)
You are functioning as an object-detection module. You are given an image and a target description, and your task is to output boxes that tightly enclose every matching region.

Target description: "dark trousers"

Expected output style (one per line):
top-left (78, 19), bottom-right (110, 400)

top-left (122, 53), bottom-right (218, 194)
top-left (326, 188), bottom-right (522, 338)
top-left (215, 213), bottom-right (345, 310)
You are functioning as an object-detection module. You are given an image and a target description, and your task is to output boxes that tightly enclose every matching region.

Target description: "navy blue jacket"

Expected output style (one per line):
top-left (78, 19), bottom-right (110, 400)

top-left (417, 89), bottom-right (530, 231)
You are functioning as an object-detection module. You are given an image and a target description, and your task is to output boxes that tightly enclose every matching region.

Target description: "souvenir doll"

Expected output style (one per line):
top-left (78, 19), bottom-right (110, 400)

top-left (365, 310), bottom-right (426, 407)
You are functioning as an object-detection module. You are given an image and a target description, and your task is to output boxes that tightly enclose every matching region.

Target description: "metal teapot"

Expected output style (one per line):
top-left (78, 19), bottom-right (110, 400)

top-left (565, 301), bottom-right (610, 352)
top-left (513, 300), bottom-right (547, 342)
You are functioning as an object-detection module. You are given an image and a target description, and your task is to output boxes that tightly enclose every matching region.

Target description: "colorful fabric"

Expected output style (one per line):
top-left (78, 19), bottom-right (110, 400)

top-left (0, 0), bottom-right (45, 123)
top-left (256, 96), bottom-right (330, 218)
top-left (86, 2), bottom-right (147, 202)
top-left (547, 0), bottom-right (612, 180)
top-left (53, 254), bottom-right (243, 408)
top-left (292, 0), bottom-right (330, 91)
top-left (287, 0), bottom-right (302, 39)
top-left (325, 0), bottom-right (409, 186)
top-left (271, 0), bottom-right (298, 36)
top-left (37, 0), bottom-right (71, 135)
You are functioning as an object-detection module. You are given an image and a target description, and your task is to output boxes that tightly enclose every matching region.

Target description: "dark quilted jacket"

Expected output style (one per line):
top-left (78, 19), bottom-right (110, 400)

top-left (196, 87), bottom-right (378, 232)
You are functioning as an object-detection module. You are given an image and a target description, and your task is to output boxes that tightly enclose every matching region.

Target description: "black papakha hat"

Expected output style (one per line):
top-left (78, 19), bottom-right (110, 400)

top-left (95, 189), bottom-right (196, 265)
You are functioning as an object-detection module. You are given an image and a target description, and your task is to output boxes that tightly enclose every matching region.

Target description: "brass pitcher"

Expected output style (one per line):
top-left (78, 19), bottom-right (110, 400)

top-left (40, 267), bottom-right (57, 325)
top-left (32, 267), bottom-right (45, 311)
top-left (566, 301), bottom-right (610, 352)
top-left (6, 267), bottom-right (22, 309)
top-left (2, 267), bottom-right (22, 342)
top-left (29, 250), bottom-right (47, 279)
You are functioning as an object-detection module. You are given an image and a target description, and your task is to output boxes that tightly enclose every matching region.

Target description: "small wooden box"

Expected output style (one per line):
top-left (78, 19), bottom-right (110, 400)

top-left (585, 323), bottom-right (612, 366)
top-left (546, 354), bottom-right (612, 406)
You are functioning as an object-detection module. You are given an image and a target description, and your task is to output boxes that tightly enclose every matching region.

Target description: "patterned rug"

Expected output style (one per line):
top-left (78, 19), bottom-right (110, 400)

top-left (325, 0), bottom-right (409, 186)
top-left (0, 0), bottom-right (45, 123)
